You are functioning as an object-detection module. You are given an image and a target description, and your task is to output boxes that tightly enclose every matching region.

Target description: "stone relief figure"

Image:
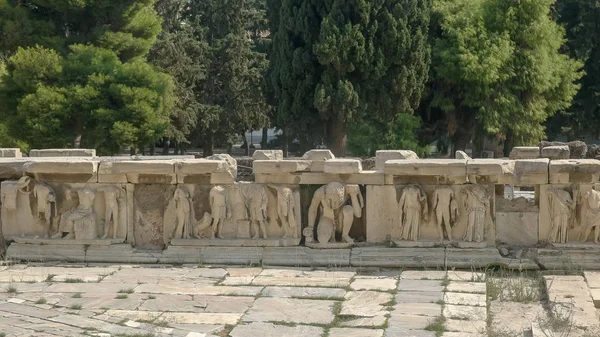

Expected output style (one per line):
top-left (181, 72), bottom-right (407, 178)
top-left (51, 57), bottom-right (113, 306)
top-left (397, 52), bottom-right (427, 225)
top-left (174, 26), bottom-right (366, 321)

top-left (462, 185), bottom-right (490, 243)
top-left (173, 186), bottom-right (194, 239)
top-left (245, 184), bottom-right (268, 239)
top-left (210, 185), bottom-right (231, 239)
top-left (306, 182), bottom-right (364, 244)
top-left (98, 186), bottom-right (125, 239)
top-left (432, 188), bottom-right (458, 241)
top-left (53, 188), bottom-right (96, 240)
top-left (546, 188), bottom-right (575, 243)
top-left (398, 185), bottom-right (428, 241)
top-left (192, 212), bottom-right (213, 238)
top-left (578, 188), bottom-right (600, 243)
top-left (33, 183), bottom-right (57, 238)
top-left (268, 185), bottom-right (297, 238)
top-left (2, 177), bottom-right (35, 237)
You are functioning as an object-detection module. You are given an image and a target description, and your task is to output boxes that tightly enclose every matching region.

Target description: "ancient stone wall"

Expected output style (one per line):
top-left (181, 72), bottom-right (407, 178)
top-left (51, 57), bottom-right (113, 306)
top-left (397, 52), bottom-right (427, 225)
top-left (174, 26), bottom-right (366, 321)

top-left (2, 149), bottom-right (600, 269)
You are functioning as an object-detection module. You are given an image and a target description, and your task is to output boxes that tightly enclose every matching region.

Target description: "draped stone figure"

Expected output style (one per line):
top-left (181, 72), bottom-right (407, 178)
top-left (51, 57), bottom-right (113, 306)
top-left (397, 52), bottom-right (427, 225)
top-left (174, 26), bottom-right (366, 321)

top-left (33, 183), bottom-right (57, 238)
top-left (245, 184), bottom-right (268, 239)
top-left (269, 186), bottom-right (297, 239)
top-left (398, 185), bottom-right (428, 241)
top-left (210, 185), bottom-right (230, 239)
top-left (462, 185), bottom-right (490, 243)
top-left (546, 188), bottom-right (575, 243)
top-left (173, 187), bottom-right (194, 239)
top-left (432, 188), bottom-right (458, 241)
top-left (54, 188), bottom-right (96, 240)
top-left (579, 189), bottom-right (600, 243)
top-left (98, 186), bottom-right (125, 239)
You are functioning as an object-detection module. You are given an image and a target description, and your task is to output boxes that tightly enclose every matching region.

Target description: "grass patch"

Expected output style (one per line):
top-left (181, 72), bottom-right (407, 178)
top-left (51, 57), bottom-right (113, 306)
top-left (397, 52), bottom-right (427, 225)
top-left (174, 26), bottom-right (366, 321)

top-left (114, 334), bottom-right (155, 337)
top-left (118, 288), bottom-right (135, 294)
top-left (147, 295), bottom-right (156, 300)
top-left (154, 320), bottom-right (170, 327)
top-left (69, 304), bottom-right (82, 310)
top-left (72, 292), bottom-right (82, 298)
top-left (6, 285), bottom-right (17, 293)
top-left (117, 318), bottom-right (128, 326)
top-left (424, 315), bottom-right (446, 337)
top-left (440, 275), bottom-right (450, 287)
top-left (215, 324), bottom-right (235, 337)
top-left (64, 278), bottom-right (84, 283)
top-left (115, 294), bottom-right (128, 299)
top-left (0, 332), bottom-right (5, 337)
top-left (25, 279), bottom-right (37, 284)
top-left (435, 299), bottom-right (445, 305)
top-left (45, 274), bottom-right (56, 282)
top-left (486, 270), bottom-right (542, 303)
top-left (35, 298), bottom-right (47, 304)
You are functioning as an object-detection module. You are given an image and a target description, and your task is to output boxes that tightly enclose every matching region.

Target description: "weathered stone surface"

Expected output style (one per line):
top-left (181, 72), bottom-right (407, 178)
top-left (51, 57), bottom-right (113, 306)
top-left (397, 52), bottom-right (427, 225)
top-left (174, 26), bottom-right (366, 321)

top-left (323, 159), bottom-right (362, 174)
top-left (385, 326), bottom-right (436, 337)
top-left (255, 171), bottom-right (385, 185)
top-left (252, 160), bottom-right (310, 173)
top-left (542, 145), bottom-right (570, 160)
top-left (251, 269), bottom-right (353, 288)
top-left (385, 159), bottom-right (467, 184)
top-left (513, 159), bottom-right (550, 185)
top-left (446, 271), bottom-right (485, 282)
top-left (455, 150), bottom-right (471, 159)
top-left (206, 153), bottom-right (237, 178)
top-left (350, 276), bottom-right (397, 291)
top-left (301, 149), bottom-right (335, 161)
top-left (174, 159), bottom-right (236, 183)
top-left (495, 212), bottom-right (539, 246)
top-left (338, 315), bottom-right (388, 328)
top-left (549, 159), bottom-right (600, 183)
top-left (351, 247), bottom-right (445, 268)
top-left (398, 279), bottom-right (445, 292)
top-left (98, 160), bottom-right (175, 184)
top-left (444, 292), bottom-right (486, 306)
top-left (252, 150), bottom-right (283, 161)
top-left (540, 140), bottom-right (587, 159)
top-left (230, 322), bottom-right (323, 337)
top-left (6, 243), bottom-right (86, 263)
top-left (509, 146), bottom-right (540, 159)
top-left (445, 319), bottom-right (486, 333)
top-left (395, 291), bottom-right (444, 304)
top-left (543, 275), bottom-right (598, 328)
top-left (445, 282), bottom-right (486, 294)
top-left (584, 271), bottom-right (600, 289)
top-left (29, 149), bottom-right (96, 157)
top-left (375, 150), bottom-right (419, 170)
top-left (393, 303), bottom-right (441, 317)
top-left (23, 159), bottom-right (98, 182)
top-left (261, 286), bottom-right (346, 299)
top-left (329, 328), bottom-right (384, 337)
top-left (341, 291), bottom-right (393, 317)
top-left (443, 304), bottom-right (486, 321)
top-left (242, 297), bottom-right (335, 325)
top-left (466, 159), bottom-right (515, 184)
top-left (0, 148), bottom-right (21, 158)
top-left (400, 271), bottom-right (447, 280)
top-left (160, 312), bottom-right (241, 324)
top-left (262, 247), bottom-right (350, 267)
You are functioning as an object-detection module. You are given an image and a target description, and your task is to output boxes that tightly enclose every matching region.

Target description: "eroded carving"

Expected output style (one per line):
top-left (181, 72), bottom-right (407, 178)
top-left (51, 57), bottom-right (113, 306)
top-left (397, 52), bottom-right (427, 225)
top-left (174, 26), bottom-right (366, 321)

top-left (269, 185), bottom-right (298, 239)
top-left (306, 182), bottom-right (364, 245)
top-left (33, 183), bottom-right (57, 238)
top-left (210, 185), bottom-right (230, 239)
top-left (53, 188), bottom-right (97, 239)
top-left (243, 184), bottom-right (268, 239)
top-left (578, 188), bottom-right (600, 243)
top-left (546, 187), bottom-right (575, 243)
top-left (433, 188), bottom-right (458, 241)
top-left (462, 185), bottom-right (491, 243)
top-left (98, 186), bottom-right (125, 239)
top-left (173, 186), bottom-right (194, 239)
top-left (398, 185), bottom-right (428, 241)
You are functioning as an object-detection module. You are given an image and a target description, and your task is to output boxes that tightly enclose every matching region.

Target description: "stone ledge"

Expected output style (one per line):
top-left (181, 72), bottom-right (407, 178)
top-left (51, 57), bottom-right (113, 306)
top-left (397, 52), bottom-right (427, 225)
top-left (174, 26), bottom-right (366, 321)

top-left (549, 159), bottom-right (600, 184)
top-left (23, 159), bottom-right (99, 183)
top-left (255, 171), bottom-right (385, 185)
top-left (385, 159), bottom-right (468, 184)
top-left (253, 160), bottom-right (311, 174)
top-left (0, 159), bottom-right (27, 179)
top-left (29, 148), bottom-right (96, 157)
top-left (350, 247), bottom-right (445, 268)
top-left (98, 160), bottom-right (176, 184)
top-left (323, 159), bottom-right (362, 174)
top-left (262, 247), bottom-right (351, 267)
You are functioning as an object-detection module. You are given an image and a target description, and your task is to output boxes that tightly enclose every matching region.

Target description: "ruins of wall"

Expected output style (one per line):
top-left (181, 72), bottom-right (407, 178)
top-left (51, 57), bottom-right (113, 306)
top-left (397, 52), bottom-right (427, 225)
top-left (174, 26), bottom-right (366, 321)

top-left (1, 149), bottom-right (600, 270)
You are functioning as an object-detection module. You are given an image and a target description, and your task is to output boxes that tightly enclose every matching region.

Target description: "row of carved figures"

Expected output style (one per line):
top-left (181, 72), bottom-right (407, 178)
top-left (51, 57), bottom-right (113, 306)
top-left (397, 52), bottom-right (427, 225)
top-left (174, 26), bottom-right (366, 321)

top-left (546, 186), bottom-right (600, 244)
top-left (1, 177), bottom-right (124, 240)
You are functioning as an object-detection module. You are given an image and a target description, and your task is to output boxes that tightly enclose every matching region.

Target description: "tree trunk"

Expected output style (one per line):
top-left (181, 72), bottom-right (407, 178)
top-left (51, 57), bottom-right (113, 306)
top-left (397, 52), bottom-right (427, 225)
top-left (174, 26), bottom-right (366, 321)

top-left (242, 134), bottom-right (249, 156)
top-left (503, 130), bottom-right (514, 157)
top-left (261, 127), bottom-right (268, 149)
top-left (162, 137), bottom-right (169, 155)
top-left (328, 117), bottom-right (349, 157)
top-left (174, 141), bottom-right (180, 155)
top-left (450, 113), bottom-right (475, 157)
top-left (282, 127), bottom-right (289, 158)
top-left (150, 141), bottom-right (156, 156)
top-left (129, 146), bottom-right (137, 156)
top-left (203, 133), bottom-right (214, 157)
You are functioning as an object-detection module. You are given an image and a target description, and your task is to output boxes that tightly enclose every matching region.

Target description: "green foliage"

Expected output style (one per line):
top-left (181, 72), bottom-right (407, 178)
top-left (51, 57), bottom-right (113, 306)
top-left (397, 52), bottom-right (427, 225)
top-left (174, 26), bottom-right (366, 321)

top-left (347, 113), bottom-right (427, 157)
top-left (0, 0), bottom-right (172, 154)
top-left (430, 0), bottom-right (582, 151)
top-left (271, 0), bottom-right (431, 156)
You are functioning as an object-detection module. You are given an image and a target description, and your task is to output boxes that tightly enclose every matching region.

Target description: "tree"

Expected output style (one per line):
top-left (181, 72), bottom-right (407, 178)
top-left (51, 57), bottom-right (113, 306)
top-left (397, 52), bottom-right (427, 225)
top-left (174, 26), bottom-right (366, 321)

top-left (0, 0), bottom-right (173, 154)
top-left (547, 0), bottom-right (600, 141)
top-left (188, 0), bottom-right (270, 157)
top-left (430, 0), bottom-right (582, 154)
top-left (271, 0), bottom-right (431, 156)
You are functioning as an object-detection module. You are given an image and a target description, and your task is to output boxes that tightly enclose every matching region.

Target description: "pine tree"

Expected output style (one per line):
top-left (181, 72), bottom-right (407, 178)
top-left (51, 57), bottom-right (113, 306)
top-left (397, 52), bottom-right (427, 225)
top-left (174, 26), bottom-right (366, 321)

top-left (0, 0), bottom-right (173, 154)
top-left (271, 0), bottom-right (431, 156)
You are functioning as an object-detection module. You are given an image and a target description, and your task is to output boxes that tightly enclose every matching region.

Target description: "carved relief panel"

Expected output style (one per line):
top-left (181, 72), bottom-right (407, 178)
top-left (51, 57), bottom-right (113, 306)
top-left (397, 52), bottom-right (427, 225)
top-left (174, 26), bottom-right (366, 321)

top-left (1, 179), bottom-right (129, 242)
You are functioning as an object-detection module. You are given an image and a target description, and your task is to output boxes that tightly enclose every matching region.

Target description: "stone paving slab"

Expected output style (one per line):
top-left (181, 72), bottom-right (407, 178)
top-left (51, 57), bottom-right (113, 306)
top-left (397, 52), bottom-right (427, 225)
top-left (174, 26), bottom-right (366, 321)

top-left (400, 270), bottom-right (447, 280)
top-left (242, 297), bottom-right (335, 325)
top-left (341, 291), bottom-right (393, 317)
top-left (350, 275), bottom-right (397, 291)
top-left (444, 292), bottom-right (487, 307)
top-left (229, 322), bottom-right (323, 337)
top-left (328, 327), bottom-right (384, 337)
top-left (446, 281), bottom-right (486, 294)
top-left (397, 279), bottom-right (445, 292)
top-left (261, 286), bottom-right (346, 299)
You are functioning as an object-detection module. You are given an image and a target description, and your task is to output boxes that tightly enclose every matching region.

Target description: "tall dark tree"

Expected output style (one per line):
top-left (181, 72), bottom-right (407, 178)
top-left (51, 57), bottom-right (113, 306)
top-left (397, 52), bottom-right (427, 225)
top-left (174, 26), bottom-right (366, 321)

top-left (0, 0), bottom-right (173, 154)
top-left (271, 0), bottom-right (431, 156)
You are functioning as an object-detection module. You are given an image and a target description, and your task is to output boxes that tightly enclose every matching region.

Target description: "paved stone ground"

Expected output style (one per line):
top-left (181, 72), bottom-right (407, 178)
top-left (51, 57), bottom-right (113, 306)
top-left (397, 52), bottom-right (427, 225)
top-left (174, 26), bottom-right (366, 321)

top-left (0, 264), bottom-right (600, 337)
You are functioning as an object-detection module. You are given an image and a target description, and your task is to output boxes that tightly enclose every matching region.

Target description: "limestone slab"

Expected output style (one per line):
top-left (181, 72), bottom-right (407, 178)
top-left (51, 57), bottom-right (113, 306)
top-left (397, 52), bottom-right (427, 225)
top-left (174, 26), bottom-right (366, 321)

top-left (446, 271), bottom-right (485, 282)
top-left (262, 247), bottom-right (350, 267)
top-left (445, 319), bottom-right (486, 333)
top-left (513, 159), bottom-right (550, 185)
top-left (29, 149), bottom-right (96, 157)
top-left (375, 150), bottom-right (419, 170)
top-left (585, 271), bottom-right (600, 289)
top-left (466, 159), bottom-right (515, 184)
top-left (446, 282), bottom-right (486, 294)
top-left (350, 276), bottom-right (397, 291)
top-left (386, 314), bottom-right (431, 330)
top-left (6, 243), bottom-right (86, 263)
top-left (261, 286), bottom-right (346, 300)
top-left (338, 315), bottom-right (387, 328)
top-left (174, 159), bottom-right (236, 183)
top-left (549, 159), bottom-right (600, 183)
top-left (255, 171), bottom-right (385, 185)
top-left (160, 312), bottom-right (241, 325)
top-left (341, 291), bottom-right (393, 317)
top-left (301, 149), bottom-right (335, 161)
top-left (395, 291), bottom-right (444, 304)
top-left (385, 327), bottom-right (436, 337)
top-left (443, 304), bottom-right (486, 321)
top-left (385, 159), bottom-right (467, 184)
top-left (161, 246), bottom-right (263, 265)
top-left (23, 159), bottom-right (98, 182)
top-left (44, 283), bottom-right (139, 293)
top-left (350, 247), bottom-right (445, 268)
top-left (444, 292), bottom-right (486, 307)
top-left (242, 297), bottom-right (335, 325)
top-left (135, 283), bottom-right (262, 296)
top-left (252, 160), bottom-right (310, 173)
top-left (230, 322), bottom-right (323, 337)
top-left (329, 328), bottom-right (384, 337)
top-left (323, 159), bottom-right (362, 174)
top-left (445, 248), bottom-right (530, 270)
top-left (0, 159), bottom-right (26, 179)
top-left (509, 146), bottom-right (540, 159)
top-left (400, 271), bottom-right (447, 280)
top-left (0, 148), bottom-right (21, 158)
top-left (542, 145), bottom-right (570, 160)
top-left (543, 275), bottom-right (598, 328)
top-left (495, 212), bottom-right (538, 246)
top-left (251, 274), bottom-right (350, 288)
top-left (397, 279), bottom-right (445, 292)
top-left (393, 303), bottom-right (441, 317)
top-left (98, 160), bottom-right (176, 184)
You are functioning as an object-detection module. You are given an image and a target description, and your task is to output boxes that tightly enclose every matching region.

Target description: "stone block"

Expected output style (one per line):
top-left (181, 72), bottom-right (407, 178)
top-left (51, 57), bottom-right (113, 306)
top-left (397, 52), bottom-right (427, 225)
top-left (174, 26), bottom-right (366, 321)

top-left (0, 148), bottom-right (21, 158)
top-left (495, 212), bottom-right (538, 246)
top-left (174, 159), bottom-right (236, 184)
top-left (385, 159), bottom-right (467, 184)
top-left (98, 160), bottom-right (176, 184)
top-left (514, 159), bottom-right (549, 185)
top-left (262, 247), bottom-right (350, 267)
top-left (252, 150), bottom-right (283, 160)
top-left (6, 243), bottom-right (86, 262)
top-left (0, 159), bottom-right (26, 179)
top-left (230, 322), bottom-right (324, 337)
top-left (445, 248), bottom-right (537, 270)
top-left (29, 149), bottom-right (96, 157)
top-left (350, 247), bottom-right (445, 268)
top-left (253, 160), bottom-right (310, 174)
top-left (161, 246), bottom-right (263, 265)
top-left (23, 159), bottom-right (98, 183)
top-left (242, 297), bottom-right (335, 325)
top-left (509, 146), bottom-right (540, 159)
top-left (467, 159), bottom-right (515, 184)
top-left (323, 159), bottom-right (362, 174)
top-left (301, 149), bottom-right (335, 161)
top-left (255, 171), bottom-right (385, 185)
top-left (455, 150), bottom-right (471, 159)
top-left (541, 145), bottom-right (570, 160)
top-left (549, 159), bottom-right (600, 184)
top-left (375, 150), bottom-right (419, 170)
